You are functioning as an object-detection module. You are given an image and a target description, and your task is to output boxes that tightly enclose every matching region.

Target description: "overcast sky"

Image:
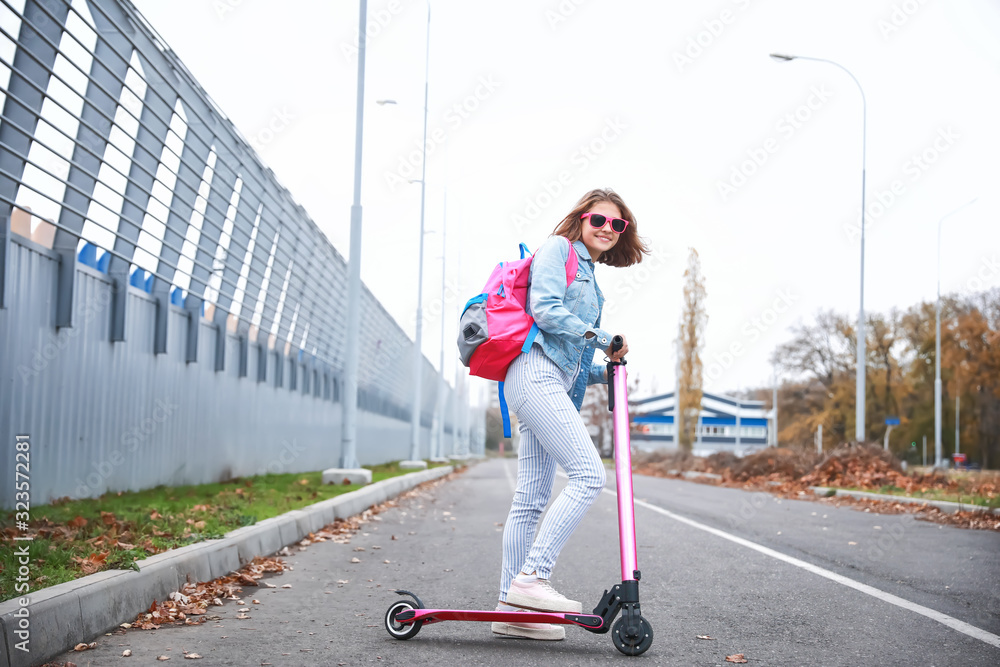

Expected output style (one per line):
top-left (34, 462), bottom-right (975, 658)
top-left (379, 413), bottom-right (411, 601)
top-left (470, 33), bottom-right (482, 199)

top-left (130, 0), bottom-right (1000, 403)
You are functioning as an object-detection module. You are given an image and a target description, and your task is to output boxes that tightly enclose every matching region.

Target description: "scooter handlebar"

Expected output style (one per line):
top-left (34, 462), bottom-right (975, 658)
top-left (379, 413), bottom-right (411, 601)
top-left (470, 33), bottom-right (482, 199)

top-left (611, 335), bottom-right (624, 353)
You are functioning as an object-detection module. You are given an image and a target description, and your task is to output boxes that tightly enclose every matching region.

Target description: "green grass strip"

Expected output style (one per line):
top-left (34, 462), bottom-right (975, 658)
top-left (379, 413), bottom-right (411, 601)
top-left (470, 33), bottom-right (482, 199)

top-left (0, 462), bottom-right (447, 602)
top-left (832, 485), bottom-right (999, 509)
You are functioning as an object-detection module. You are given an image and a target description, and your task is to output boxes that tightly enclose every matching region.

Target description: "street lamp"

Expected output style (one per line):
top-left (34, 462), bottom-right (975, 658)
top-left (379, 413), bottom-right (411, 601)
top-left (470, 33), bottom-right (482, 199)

top-left (403, 1), bottom-right (432, 469)
top-left (935, 197), bottom-right (977, 468)
top-left (432, 187), bottom-right (449, 461)
top-left (408, 178), bottom-right (449, 462)
top-left (338, 0), bottom-right (370, 472)
top-left (770, 52), bottom-right (868, 443)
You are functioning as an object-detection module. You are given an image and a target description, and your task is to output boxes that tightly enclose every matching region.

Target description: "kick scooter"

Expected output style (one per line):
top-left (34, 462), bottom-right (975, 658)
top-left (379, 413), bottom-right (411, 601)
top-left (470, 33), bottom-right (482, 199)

top-left (384, 336), bottom-right (653, 656)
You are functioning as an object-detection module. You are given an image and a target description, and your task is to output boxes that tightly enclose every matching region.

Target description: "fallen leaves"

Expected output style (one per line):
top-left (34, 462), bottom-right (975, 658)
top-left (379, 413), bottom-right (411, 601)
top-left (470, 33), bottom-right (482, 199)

top-left (725, 654), bottom-right (748, 663)
top-left (73, 642), bottom-right (97, 651)
top-left (634, 445), bottom-right (1000, 531)
top-left (71, 552), bottom-right (108, 575)
top-left (128, 556), bottom-right (288, 630)
top-left (696, 635), bottom-right (714, 640)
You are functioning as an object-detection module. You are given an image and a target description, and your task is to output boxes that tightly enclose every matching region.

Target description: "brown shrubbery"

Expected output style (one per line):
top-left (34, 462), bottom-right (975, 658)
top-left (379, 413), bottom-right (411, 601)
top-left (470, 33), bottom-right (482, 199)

top-left (632, 444), bottom-right (999, 530)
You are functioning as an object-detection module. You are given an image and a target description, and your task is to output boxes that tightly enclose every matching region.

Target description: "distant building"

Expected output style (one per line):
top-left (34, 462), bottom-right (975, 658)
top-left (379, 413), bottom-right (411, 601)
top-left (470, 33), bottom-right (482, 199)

top-left (631, 391), bottom-right (774, 457)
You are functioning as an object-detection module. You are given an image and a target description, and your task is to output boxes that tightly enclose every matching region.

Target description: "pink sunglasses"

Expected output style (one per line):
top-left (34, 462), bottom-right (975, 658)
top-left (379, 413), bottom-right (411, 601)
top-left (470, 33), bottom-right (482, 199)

top-left (581, 212), bottom-right (629, 234)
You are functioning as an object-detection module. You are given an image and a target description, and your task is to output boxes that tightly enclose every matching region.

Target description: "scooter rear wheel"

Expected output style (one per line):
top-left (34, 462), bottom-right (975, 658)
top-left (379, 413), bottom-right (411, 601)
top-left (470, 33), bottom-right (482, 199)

top-left (385, 600), bottom-right (422, 640)
top-left (612, 616), bottom-right (653, 656)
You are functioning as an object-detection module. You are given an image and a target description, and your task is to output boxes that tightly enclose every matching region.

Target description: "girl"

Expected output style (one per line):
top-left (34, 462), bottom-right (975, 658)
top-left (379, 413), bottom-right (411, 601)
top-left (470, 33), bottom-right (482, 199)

top-left (493, 188), bottom-right (649, 641)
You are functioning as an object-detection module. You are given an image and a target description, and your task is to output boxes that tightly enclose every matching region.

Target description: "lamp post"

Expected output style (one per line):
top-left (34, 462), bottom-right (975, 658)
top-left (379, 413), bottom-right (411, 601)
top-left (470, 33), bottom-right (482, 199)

top-left (770, 52), bottom-right (868, 443)
top-left (434, 188), bottom-right (448, 460)
top-left (404, 1), bottom-right (431, 469)
top-left (407, 179), bottom-right (448, 461)
top-left (339, 0), bottom-right (369, 471)
top-left (935, 197), bottom-right (977, 468)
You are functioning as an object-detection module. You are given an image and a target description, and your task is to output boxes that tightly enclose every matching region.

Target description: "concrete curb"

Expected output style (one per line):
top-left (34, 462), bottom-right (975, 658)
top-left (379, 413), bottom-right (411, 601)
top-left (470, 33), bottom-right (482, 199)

top-left (0, 465), bottom-right (454, 667)
top-left (810, 486), bottom-right (1000, 516)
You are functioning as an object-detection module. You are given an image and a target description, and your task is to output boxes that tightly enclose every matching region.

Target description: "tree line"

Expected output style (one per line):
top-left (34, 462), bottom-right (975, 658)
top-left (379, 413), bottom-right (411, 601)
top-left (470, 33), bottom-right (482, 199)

top-left (755, 287), bottom-right (1000, 467)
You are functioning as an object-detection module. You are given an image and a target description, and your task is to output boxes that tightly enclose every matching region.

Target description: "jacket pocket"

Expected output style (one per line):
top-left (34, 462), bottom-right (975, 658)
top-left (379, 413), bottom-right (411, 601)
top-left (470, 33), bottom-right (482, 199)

top-left (565, 271), bottom-right (592, 311)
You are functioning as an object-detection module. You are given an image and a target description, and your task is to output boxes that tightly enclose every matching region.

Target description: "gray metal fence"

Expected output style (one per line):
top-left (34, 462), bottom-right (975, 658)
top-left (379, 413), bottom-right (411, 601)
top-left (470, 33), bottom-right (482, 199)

top-left (0, 0), bottom-right (462, 508)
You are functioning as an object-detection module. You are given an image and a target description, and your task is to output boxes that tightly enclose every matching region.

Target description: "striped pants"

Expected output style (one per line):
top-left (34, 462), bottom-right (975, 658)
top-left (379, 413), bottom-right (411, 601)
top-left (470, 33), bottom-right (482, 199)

top-left (498, 344), bottom-right (606, 602)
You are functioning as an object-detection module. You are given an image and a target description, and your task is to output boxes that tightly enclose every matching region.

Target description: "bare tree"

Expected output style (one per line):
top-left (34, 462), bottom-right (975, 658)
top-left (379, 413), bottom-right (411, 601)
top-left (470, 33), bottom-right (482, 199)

top-left (676, 248), bottom-right (707, 452)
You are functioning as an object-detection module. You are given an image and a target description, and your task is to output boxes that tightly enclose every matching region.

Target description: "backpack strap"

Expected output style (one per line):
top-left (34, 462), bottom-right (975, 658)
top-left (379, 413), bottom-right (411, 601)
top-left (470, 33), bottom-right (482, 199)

top-left (498, 380), bottom-right (512, 438)
top-left (563, 236), bottom-right (579, 287)
top-left (499, 238), bottom-right (581, 442)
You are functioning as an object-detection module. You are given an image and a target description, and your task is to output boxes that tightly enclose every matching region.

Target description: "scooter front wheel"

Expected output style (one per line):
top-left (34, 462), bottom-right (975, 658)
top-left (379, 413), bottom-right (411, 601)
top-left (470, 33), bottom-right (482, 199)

top-left (385, 600), bottom-right (422, 640)
top-left (612, 615), bottom-right (653, 656)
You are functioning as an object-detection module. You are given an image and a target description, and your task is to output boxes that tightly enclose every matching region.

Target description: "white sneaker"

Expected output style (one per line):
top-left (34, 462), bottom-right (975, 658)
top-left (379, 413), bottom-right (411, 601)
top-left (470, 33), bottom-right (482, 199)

top-left (491, 604), bottom-right (565, 641)
top-left (506, 576), bottom-right (582, 614)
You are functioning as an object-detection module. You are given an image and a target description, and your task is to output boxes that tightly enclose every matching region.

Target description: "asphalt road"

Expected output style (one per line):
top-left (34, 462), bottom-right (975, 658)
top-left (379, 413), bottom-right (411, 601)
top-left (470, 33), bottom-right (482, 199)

top-left (57, 458), bottom-right (1000, 666)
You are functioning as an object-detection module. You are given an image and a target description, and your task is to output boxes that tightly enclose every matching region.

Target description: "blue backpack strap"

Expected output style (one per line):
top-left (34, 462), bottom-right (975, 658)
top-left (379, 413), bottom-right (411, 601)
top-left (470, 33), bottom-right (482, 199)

top-left (498, 380), bottom-right (512, 438)
top-left (521, 322), bottom-right (539, 354)
top-left (519, 242), bottom-right (531, 259)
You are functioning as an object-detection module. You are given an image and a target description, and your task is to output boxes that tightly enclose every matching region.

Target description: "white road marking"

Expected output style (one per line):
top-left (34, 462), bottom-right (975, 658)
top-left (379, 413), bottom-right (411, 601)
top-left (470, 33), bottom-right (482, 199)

top-left (502, 458), bottom-right (516, 493)
top-left (549, 468), bottom-right (999, 648)
top-left (603, 475), bottom-right (1000, 650)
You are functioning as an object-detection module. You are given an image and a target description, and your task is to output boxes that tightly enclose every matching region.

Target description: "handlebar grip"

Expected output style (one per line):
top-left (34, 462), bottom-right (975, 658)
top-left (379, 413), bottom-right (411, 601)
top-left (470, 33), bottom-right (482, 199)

top-left (611, 335), bottom-right (624, 353)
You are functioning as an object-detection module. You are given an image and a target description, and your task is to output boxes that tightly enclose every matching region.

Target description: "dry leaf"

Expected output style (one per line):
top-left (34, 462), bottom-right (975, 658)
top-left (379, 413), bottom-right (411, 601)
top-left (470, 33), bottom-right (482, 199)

top-left (383, 560), bottom-right (391, 564)
top-left (123, 649), bottom-right (132, 656)
top-left (281, 584), bottom-right (292, 588)
top-left (696, 634), bottom-right (714, 640)
top-left (351, 557), bottom-right (361, 563)
top-left (184, 653), bottom-right (203, 659)
top-left (726, 654), bottom-right (748, 663)
top-left (237, 613), bottom-right (250, 619)
top-left (252, 599), bottom-right (261, 604)
top-left (157, 656), bottom-right (171, 661)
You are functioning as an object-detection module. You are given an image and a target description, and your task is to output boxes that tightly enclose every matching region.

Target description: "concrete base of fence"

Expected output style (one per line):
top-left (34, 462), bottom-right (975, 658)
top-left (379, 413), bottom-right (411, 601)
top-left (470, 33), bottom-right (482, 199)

top-left (399, 460), bottom-right (428, 470)
top-left (809, 486), bottom-right (1000, 515)
top-left (0, 465), bottom-right (454, 667)
top-left (321, 468), bottom-right (373, 486)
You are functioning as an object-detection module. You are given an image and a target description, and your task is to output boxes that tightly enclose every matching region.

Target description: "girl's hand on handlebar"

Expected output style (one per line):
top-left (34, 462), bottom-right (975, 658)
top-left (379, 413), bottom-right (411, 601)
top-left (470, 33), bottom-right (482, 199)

top-left (605, 335), bottom-right (628, 362)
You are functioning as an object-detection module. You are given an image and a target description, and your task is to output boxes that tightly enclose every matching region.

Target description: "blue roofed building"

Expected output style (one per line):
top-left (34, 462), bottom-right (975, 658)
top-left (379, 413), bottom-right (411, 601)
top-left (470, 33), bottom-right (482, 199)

top-left (631, 391), bottom-right (774, 457)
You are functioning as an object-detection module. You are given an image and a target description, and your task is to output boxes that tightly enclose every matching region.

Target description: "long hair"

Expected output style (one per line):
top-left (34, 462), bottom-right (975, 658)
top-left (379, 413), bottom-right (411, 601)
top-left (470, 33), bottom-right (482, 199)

top-left (550, 188), bottom-right (649, 267)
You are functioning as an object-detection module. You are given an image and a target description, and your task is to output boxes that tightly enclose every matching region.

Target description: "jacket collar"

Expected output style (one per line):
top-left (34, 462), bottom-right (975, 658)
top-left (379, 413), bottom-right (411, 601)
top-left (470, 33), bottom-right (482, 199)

top-left (572, 239), bottom-right (594, 265)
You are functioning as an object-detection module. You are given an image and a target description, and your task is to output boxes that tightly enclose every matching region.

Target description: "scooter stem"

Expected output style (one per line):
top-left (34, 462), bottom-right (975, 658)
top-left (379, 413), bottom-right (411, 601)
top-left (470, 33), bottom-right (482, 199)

top-left (611, 360), bottom-right (638, 582)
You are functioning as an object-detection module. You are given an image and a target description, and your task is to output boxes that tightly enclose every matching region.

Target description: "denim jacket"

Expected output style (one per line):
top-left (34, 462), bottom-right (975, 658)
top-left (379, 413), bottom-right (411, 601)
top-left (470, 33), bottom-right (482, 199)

top-left (527, 235), bottom-right (613, 411)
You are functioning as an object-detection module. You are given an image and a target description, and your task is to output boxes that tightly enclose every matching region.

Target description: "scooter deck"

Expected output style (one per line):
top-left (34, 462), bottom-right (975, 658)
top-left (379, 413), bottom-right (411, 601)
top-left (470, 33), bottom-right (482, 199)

top-left (396, 608), bottom-right (605, 630)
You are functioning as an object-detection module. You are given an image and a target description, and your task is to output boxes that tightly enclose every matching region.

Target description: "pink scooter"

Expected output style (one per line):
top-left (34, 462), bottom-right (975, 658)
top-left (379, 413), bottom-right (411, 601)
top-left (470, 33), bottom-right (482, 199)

top-left (384, 336), bottom-right (653, 656)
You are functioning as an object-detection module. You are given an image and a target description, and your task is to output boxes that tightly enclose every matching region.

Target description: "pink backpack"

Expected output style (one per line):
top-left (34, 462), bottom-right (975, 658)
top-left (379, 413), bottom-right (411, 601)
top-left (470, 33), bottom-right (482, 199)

top-left (457, 238), bottom-right (578, 436)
